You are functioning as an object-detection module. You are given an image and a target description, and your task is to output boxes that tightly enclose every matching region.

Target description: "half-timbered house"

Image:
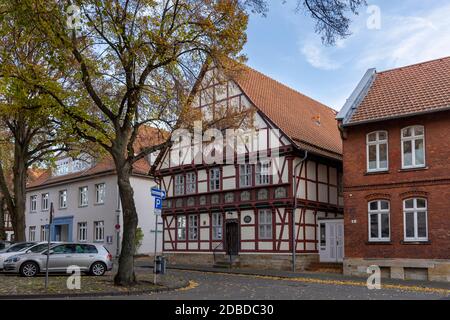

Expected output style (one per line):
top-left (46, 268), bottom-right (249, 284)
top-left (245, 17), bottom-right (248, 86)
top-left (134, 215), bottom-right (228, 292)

top-left (156, 63), bottom-right (343, 270)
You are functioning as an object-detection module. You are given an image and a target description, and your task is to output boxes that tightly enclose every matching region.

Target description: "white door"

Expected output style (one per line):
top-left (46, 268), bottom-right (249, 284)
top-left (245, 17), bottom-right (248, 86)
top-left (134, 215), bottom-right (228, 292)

top-left (319, 220), bottom-right (344, 263)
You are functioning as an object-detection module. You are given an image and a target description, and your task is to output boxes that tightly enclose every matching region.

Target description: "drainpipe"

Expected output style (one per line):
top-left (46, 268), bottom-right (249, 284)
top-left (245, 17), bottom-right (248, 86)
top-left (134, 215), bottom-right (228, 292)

top-left (292, 150), bottom-right (308, 272)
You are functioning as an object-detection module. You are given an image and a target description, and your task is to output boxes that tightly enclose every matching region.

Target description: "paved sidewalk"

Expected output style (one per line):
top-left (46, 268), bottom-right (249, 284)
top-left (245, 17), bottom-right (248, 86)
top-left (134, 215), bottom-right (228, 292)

top-left (135, 258), bottom-right (450, 292)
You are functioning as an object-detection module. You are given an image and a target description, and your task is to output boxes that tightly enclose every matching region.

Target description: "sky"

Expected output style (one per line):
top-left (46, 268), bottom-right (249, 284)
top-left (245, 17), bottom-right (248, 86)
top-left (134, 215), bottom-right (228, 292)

top-left (243, 0), bottom-right (450, 111)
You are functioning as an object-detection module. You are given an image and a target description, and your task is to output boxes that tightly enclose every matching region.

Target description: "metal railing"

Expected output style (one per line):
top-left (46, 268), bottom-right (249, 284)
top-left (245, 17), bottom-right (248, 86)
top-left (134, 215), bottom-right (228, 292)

top-left (213, 242), bottom-right (224, 265)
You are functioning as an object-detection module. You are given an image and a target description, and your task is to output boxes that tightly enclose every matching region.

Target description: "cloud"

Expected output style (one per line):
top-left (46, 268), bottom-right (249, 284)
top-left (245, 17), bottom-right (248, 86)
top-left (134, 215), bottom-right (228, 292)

top-left (356, 4), bottom-right (450, 70)
top-left (300, 42), bottom-right (341, 70)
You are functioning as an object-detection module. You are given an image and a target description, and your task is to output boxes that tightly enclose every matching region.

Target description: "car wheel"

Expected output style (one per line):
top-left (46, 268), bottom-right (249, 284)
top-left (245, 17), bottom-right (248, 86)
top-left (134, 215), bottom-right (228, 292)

top-left (20, 262), bottom-right (39, 277)
top-left (90, 262), bottom-right (106, 276)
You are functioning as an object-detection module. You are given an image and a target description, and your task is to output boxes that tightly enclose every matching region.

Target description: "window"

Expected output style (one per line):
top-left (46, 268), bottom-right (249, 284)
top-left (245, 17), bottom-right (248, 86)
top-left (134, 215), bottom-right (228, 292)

top-left (186, 172), bottom-right (196, 194)
top-left (188, 215), bottom-right (198, 240)
top-left (177, 216), bottom-right (186, 240)
top-left (368, 200), bottom-right (390, 242)
top-left (41, 193), bottom-right (49, 211)
top-left (79, 186), bottom-right (88, 207)
top-left (40, 225), bottom-right (49, 242)
top-left (209, 168), bottom-right (221, 191)
top-left (367, 131), bottom-right (388, 172)
top-left (401, 126), bottom-right (425, 169)
top-left (256, 161), bottom-right (271, 185)
top-left (78, 222), bottom-right (88, 242)
top-left (258, 209), bottom-right (272, 239)
top-left (28, 226), bottom-right (36, 241)
top-left (59, 190), bottom-right (67, 209)
top-left (30, 195), bottom-right (37, 212)
top-left (212, 213), bottom-right (223, 240)
top-left (239, 164), bottom-right (252, 188)
top-left (175, 174), bottom-right (185, 196)
top-left (337, 171), bottom-right (344, 196)
top-left (95, 183), bottom-right (106, 204)
top-left (404, 198), bottom-right (428, 241)
top-left (94, 221), bottom-right (104, 242)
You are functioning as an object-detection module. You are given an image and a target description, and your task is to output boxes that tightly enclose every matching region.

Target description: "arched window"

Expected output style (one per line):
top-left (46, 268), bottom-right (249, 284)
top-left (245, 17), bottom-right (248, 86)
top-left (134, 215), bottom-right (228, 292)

top-left (368, 200), bottom-right (390, 241)
top-left (401, 126), bottom-right (425, 169)
top-left (367, 131), bottom-right (388, 172)
top-left (403, 198), bottom-right (428, 241)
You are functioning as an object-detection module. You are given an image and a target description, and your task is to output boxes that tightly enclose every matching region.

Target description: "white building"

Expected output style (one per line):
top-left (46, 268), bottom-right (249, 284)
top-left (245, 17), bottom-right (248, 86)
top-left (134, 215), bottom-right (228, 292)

top-left (25, 141), bottom-right (162, 256)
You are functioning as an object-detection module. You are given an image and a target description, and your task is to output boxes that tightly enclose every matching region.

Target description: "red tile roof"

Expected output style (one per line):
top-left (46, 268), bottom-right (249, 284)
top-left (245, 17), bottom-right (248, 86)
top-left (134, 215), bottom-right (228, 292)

top-left (232, 64), bottom-right (342, 159)
top-left (349, 56), bottom-right (450, 124)
top-left (27, 126), bottom-right (164, 189)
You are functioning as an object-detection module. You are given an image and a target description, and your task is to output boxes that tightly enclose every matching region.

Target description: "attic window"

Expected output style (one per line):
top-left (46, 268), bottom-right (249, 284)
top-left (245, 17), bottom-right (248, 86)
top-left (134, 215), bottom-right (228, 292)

top-left (312, 114), bottom-right (321, 126)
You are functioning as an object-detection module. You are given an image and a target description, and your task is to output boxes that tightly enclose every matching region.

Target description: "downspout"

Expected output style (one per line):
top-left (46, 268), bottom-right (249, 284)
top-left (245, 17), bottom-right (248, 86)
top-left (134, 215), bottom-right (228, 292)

top-left (292, 150), bottom-right (308, 272)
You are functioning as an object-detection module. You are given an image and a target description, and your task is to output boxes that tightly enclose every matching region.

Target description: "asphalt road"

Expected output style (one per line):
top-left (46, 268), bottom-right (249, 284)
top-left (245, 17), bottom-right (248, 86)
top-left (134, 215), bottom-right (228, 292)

top-left (102, 269), bottom-right (449, 300)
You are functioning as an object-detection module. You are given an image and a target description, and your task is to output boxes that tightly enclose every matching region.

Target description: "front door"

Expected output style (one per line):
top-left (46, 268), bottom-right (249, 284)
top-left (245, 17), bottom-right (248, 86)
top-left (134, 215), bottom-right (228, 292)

top-left (319, 220), bottom-right (344, 263)
top-left (225, 220), bottom-right (239, 256)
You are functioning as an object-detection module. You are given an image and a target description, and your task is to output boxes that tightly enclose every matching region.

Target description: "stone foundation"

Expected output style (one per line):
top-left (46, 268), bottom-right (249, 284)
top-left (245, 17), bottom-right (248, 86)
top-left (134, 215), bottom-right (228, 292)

top-left (344, 258), bottom-right (450, 282)
top-left (163, 252), bottom-right (319, 271)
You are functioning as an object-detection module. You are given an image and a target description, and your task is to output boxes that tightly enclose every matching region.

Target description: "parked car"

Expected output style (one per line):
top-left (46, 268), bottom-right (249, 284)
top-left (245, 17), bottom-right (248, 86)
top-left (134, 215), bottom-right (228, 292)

top-left (3, 243), bottom-right (113, 277)
top-left (0, 241), bottom-right (12, 251)
top-left (0, 242), bottom-right (37, 270)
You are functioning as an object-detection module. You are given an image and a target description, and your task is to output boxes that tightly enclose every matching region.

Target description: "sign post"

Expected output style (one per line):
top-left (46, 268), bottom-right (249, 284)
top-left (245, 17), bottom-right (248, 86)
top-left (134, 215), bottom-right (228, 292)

top-left (45, 202), bottom-right (54, 290)
top-left (151, 187), bottom-right (165, 285)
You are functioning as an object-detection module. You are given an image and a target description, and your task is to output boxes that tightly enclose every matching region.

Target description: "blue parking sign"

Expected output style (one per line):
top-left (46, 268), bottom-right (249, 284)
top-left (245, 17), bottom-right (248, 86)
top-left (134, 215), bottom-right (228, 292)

top-left (155, 197), bottom-right (162, 210)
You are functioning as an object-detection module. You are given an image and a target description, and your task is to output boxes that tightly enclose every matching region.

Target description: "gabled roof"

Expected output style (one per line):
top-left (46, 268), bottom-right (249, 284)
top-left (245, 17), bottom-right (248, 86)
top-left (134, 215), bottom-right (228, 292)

top-left (230, 64), bottom-right (342, 160)
top-left (27, 126), bottom-right (164, 189)
top-left (341, 56), bottom-right (450, 126)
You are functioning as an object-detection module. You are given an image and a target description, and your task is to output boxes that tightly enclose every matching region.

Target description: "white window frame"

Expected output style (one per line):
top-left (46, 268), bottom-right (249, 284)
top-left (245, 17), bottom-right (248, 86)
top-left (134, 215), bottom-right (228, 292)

top-left (403, 198), bottom-right (428, 242)
top-left (239, 164), bottom-right (252, 188)
top-left (30, 195), bottom-right (37, 212)
top-left (41, 193), bottom-right (49, 211)
top-left (78, 222), bottom-right (88, 242)
top-left (40, 225), bottom-right (49, 242)
top-left (93, 221), bottom-right (104, 242)
top-left (256, 161), bottom-right (271, 185)
top-left (401, 126), bottom-right (426, 169)
top-left (367, 131), bottom-right (389, 172)
top-left (175, 174), bottom-right (185, 196)
top-left (368, 200), bottom-right (391, 242)
top-left (59, 190), bottom-right (67, 209)
top-left (95, 183), bottom-right (106, 204)
top-left (209, 168), bottom-right (221, 191)
top-left (258, 209), bottom-right (272, 240)
top-left (79, 186), bottom-right (88, 207)
top-left (212, 213), bottom-right (223, 240)
top-left (177, 216), bottom-right (186, 241)
top-left (186, 172), bottom-right (196, 194)
top-left (188, 215), bottom-right (198, 241)
top-left (29, 226), bottom-right (36, 241)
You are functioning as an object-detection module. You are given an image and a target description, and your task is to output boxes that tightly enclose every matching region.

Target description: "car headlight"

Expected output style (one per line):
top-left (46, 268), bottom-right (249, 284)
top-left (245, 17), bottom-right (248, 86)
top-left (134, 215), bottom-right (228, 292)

top-left (5, 256), bottom-right (21, 263)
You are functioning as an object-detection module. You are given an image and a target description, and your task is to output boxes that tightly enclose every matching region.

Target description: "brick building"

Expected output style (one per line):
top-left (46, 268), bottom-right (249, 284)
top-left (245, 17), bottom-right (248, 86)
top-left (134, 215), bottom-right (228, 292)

top-left (337, 57), bottom-right (450, 282)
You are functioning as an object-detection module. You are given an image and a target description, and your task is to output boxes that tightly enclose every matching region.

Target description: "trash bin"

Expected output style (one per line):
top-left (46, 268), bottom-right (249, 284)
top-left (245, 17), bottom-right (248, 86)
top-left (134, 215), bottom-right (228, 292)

top-left (154, 256), bottom-right (166, 274)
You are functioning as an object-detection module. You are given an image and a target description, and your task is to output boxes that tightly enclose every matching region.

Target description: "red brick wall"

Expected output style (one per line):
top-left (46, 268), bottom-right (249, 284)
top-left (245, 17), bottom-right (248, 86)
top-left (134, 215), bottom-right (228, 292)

top-left (343, 111), bottom-right (450, 259)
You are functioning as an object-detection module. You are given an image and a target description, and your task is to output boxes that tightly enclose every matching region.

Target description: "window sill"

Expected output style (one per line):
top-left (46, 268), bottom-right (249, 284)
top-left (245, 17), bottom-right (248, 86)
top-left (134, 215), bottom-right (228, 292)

top-left (59, 207), bottom-right (67, 210)
top-left (401, 240), bottom-right (431, 245)
top-left (93, 240), bottom-right (105, 243)
top-left (366, 241), bottom-right (392, 245)
top-left (94, 202), bottom-right (105, 206)
top-left (398, 166), bottom-right (428, 173)
top-left (78, 205), bottom-right (88, 208)
top-left (365, 170), bottom-right (390, 176)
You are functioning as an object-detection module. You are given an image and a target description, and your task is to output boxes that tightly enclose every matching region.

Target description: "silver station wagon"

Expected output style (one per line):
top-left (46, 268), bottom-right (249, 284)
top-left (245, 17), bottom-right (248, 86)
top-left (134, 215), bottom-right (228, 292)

top-left (3, 243), bottom-right (113, 277)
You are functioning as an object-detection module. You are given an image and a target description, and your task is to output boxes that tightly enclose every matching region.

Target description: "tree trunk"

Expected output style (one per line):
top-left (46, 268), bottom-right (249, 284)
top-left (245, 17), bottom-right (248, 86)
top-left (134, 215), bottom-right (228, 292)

top-left (12, 141), bottom-right (27, 242)
top-left (0, 197), bottom-right (6, 241)
top-left (113, 154), bottom-right (138, 286)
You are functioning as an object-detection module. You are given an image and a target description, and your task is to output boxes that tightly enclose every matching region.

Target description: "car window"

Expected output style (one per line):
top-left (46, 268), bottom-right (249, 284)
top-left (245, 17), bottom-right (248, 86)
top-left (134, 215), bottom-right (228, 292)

top-left (29, 243), bottom-right (50, 253)
top-left (82, 245), bottom-right (98, 254)
top-left (52, 245), bottom-right (66, 254)
top-left (6, 242), bottom-right (35, 252)
top-left (75, 245), bottom-right (84, 254)
top-left (63, 244), bottom-right (76, 254)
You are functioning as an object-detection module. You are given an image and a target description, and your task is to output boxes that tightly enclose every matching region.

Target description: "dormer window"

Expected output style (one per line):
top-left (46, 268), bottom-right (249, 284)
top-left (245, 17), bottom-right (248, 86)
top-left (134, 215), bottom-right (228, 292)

top-left (54, 155), bottom-right (92, 176)
top-left (401, 126), bottom-right (425, 169)
top-left (367, 131), bottom-right (388, 172)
